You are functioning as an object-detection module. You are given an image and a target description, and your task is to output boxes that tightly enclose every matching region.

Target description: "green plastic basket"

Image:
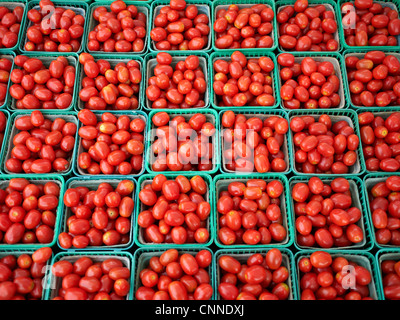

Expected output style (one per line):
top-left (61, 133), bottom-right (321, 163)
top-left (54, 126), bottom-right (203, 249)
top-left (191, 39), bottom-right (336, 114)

top-left (44, 251), bottom-right (134, 300)
top-left (73, 110), bottom-right (148, 177)
top-left (356, 109), bottom-right (400, 174)
top-left (7, 52), bottom-right (80, 112)
top-left (294, 250), bottom-right (384, 300)
top-left (209, 50), bottom-right (280, 110)
top-left (132, 247), bottom-right (215, 300)
top-left (276, 0), bottom-right (342, 53)
top-left (146, 108), bottom-right (220, 174)
top-left (337, 0), bottom-right (400, 52)
top-left (149, 0), bottom-right (213, 53)
top-left (0, 109), bottom-right (11, 159)
top-left (288, 176), bottom-right (374, 251)
top-left (0, 111), bottom-right (78, 176)
top-left (211, 0), bottom-right (278, 52)
top-left (58, 176), bottom-right (138, 251)
top-left (276, 52), bottom-right (349, 110)
top-left (143, 51), bottom-right (211, 111)
top-left (212, 173), bottom-right (294, 249)
top-left (288, 109), bottom-right (366, 176)
top-left (0, 174), bottom-right (65, 250)
top-left (0, 249), bottom-right (54, 300)
top-left (213, 248), bottom-right (297, 300)
top-left (0, 1), bottom-right (28, 54)
top-left (0, 51), bottom-right (16, 110)
top-left (75, 53), bottom-right (144, 112)
top-left (363, 173), bottom-right (400, 250)
top-left (343, 49), bottom-right (400, 110)
top-left (19, 0), bottom-right (89, 54)
top-left (84, 1), bottom-right (150, 56)
top-left (218, 108), bottom-right (292, 175)
top-left (375, 248), bottom-right (400, 300)
top-left (134, 173), bottom-right (214, 248)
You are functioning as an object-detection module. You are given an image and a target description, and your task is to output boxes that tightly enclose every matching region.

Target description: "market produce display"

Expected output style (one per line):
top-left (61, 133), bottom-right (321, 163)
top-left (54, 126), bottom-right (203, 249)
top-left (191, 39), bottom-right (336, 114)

top-left (4, 111), bottom-right (77, 174)
top-left (149, 111), bottom-right (216, 172)
top-left (0, 0), bottom-right (400, 302)
top-left (4, 110), bottom-right (77, 174)
top-left (378, 254), bottom-right (400, 300)
top-left (0, 56), bottom-right (12, 106)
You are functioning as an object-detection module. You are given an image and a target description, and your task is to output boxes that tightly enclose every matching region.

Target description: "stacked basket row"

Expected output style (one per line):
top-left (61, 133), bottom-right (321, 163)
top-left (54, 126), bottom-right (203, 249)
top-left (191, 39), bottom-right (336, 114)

top-left (3, 108), bottom-right (399, 176)
top-left (3, 247), bottom-right (400, 300)
top-left (0, 172), bottom-right (396, 251)
top-left (2, 50), bottom-right (400, 112)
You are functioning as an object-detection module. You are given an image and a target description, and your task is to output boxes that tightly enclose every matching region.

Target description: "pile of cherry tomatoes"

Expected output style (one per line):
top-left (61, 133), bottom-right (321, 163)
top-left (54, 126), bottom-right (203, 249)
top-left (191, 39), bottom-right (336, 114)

top-left (50, 255), bottom-right (132, 300)
top-left (278, 53), bottom-right (342, 109)
top-left (292, 177), bottom-right (365, 249)
top-left (216, 178), bottom-right (288, 246)
top-left (341, 0), bottom-right (400, 47)
top-left (146, 53), bottom-right (207, 109)
top-left (0, 247), bottom-right (52, 300)
top-left (217, 249), bottom-right (291, 300)
top-left (0, 4), bottom-right (24, 49)
top-left (25, 0), bottom-right (85, 52)
top-left (5, 111), bottom-right (77, 174)
top-left (298, 251), bottom-right (375, 300)
top-left (213, 3), bottom-right (274, 49)
top-left (277, 0), bottom-right (339, 51)
top-left (359, 111), bottom-right (400, 172)
top-left (9, 55), bottom-right (76, 110)
top-left (346, 51), bottom-right (400, 108)
top-left (87, 1), bottom-right (146, 53)
top-left (137, 174), bottom-right (211, 245)
top-left (150, 0), bottom-right (210, 51)
top-left (367, 175), bottom-right (400, 246)
top-left (78, 53), bottom-right (141, 111)
top-left (59, 179), bottom-right (135, 249)
top-left (77, 110), bottom-right (145, 175)
top-left (0, 178), bottom-right (60, 245)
